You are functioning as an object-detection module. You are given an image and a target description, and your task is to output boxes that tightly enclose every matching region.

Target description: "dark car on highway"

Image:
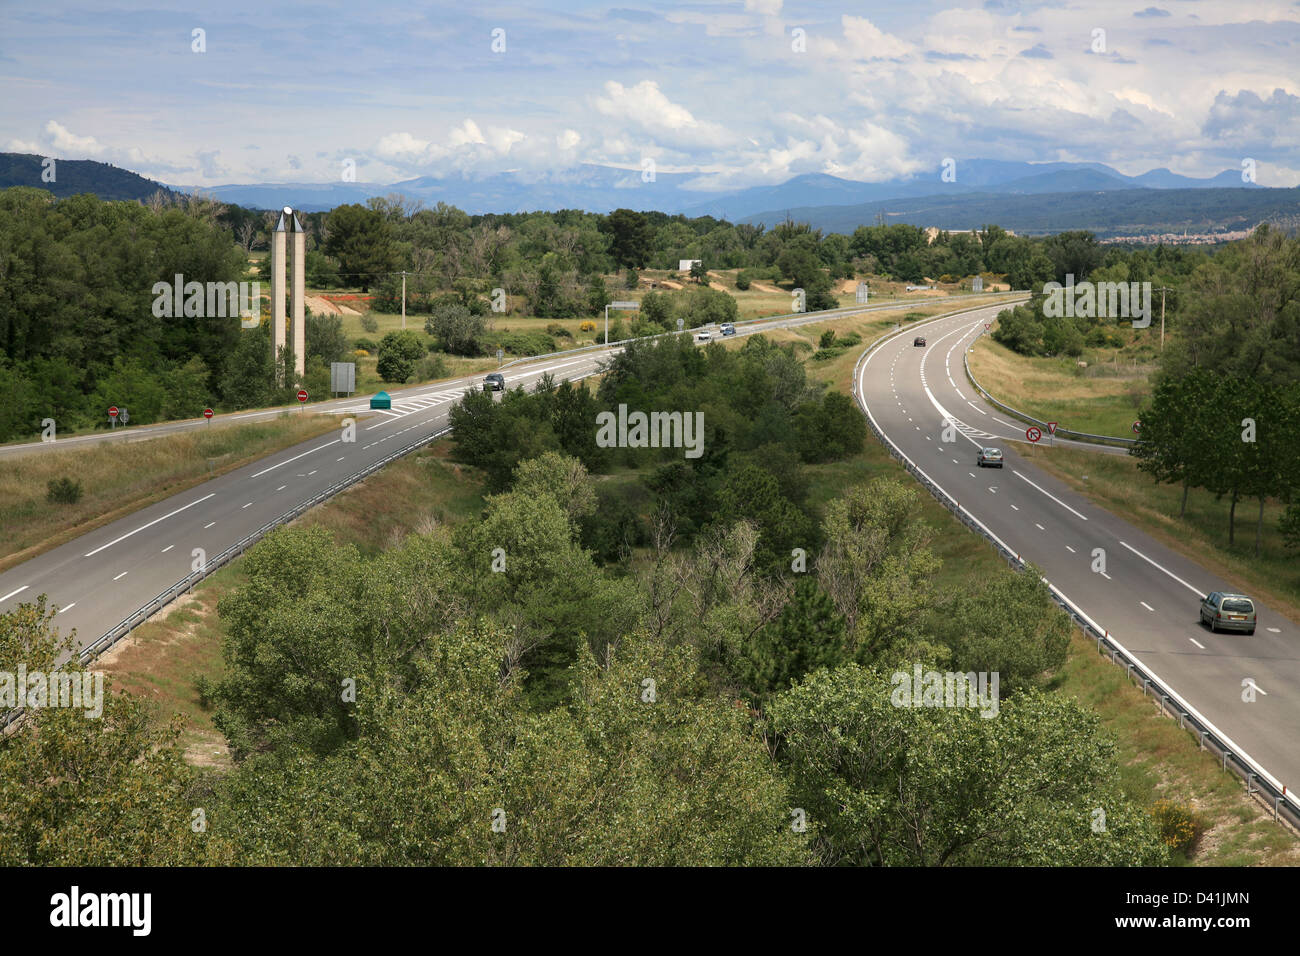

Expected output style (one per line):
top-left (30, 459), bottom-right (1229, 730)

top-left (913, 336), bottom-right (926, 346)
top-left (483, 373), bottom-right (505, 391)
top-left (1200, 592), bottom-right (1256, 634)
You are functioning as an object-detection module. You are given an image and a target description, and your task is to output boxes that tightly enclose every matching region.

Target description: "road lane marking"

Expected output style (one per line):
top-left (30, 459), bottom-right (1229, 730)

top-left (204, 522), bottom-right (216, 529)
top-left (113, 571), bottom-right (128, 581)
top-left (0, 585), bottom-right (30, 603)
top-left (1244, 679), bottom-right (1268, 696)
top-left (1140, 601), bottom-right (1154, 611)
top-left (966, 401), bottom-right (987, 415)
top-left (276, 485), bottom-right (286, 491)
top-left (1011, 470), bottom-right (1088, 521)
top-left (1118, 541), bottom-right (1203, 596)
top-left (84, 493), bottom-right (217, 557)
top-left (161, 545), bottom-right (174, 553)
top-left (1267, 627), bottom-right (1281, 633)
top-left (1066, 545), bottom-right (1076, 553)
top-left (1189, 638), bottom-right (1205, 649)
top-left (1099, 571), bottom-right (1112, 580)
top-left (59, 603), bottom-right (76, 613)
top-left (1035, 523), bottom-right (1045, 530)
top-left (249, 439), bottom-right (342, 478)
top-left (307, 469), bottom-right (318, 476)
top-left (242, 502), bottom-right (253, 509)
top-left (1010, 504), bottom-right (1019, 511)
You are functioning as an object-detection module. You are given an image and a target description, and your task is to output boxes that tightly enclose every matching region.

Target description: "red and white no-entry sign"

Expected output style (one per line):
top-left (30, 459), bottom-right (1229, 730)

top-left (297, 389), bottom-right (308, 403)
top-left (1026, 426), bottom-right (1042, 443)
top-left (1132, 420), bottom-right (1141, 434)
top-left (203, 407), bottom-right (214, 420)
top-left (1046, 421), bottom-right (1057, 435)
top-left (108, 405), bottom-right (119, 418)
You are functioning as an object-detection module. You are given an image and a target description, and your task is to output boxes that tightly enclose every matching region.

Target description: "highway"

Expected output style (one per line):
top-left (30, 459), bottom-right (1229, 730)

top-left (0, 296), bottom-right (1014, 661)
top-left (856, 302), bottom-right (1300, 793)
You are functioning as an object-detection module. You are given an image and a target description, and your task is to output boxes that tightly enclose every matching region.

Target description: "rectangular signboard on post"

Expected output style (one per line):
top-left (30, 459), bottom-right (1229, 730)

top-left (330, 362), bottom-right (356, 395)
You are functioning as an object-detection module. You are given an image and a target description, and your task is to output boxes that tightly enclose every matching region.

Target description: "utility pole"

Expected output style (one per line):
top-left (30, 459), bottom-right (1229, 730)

top-left (1154, 286), bottom-right (1173, 350)
top-left (401, 271), bottom-right (407, 330)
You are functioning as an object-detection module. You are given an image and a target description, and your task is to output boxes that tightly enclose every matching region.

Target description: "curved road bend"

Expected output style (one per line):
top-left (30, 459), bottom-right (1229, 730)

top-left (857, 302), bottom-right (1300, 789)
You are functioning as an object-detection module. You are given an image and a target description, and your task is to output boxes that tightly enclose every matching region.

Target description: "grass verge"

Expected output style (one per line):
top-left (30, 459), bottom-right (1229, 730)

top-left (0, 415), bottom-right (340, 572)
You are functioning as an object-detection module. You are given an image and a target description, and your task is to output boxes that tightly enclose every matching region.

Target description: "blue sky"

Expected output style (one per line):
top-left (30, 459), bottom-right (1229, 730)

top-left (3, 0), bottom-right (1298, 190)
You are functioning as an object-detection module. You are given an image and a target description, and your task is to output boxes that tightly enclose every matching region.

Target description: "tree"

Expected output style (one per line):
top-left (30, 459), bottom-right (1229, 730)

top-left (689, 260), bottom-right (709, 285)
top-left (603, 208), bottom-right (654, 269)
top-left (425, 302), bottom-right (486, 356)
top-left (817, 479), bottom-right (939, 662)
top-left (323, 204), bottom-right (398, 292)
top-left (376, 329), bottom-right (425, 383)
top-left (769, 664), bottom-right (1168, 866)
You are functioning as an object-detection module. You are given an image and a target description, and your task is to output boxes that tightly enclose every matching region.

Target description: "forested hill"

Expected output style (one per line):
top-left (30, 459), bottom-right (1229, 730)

top-left (0, 153), bottom-right (176, 201)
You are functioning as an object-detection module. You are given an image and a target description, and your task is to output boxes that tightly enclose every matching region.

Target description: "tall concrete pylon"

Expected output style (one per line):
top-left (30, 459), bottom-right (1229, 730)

top-left (269, 206), bottom-right (307, 386)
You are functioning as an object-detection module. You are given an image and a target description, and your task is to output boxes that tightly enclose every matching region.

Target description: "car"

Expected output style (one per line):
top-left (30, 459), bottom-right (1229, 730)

top-left (1200, 592), bottom-right (1256, 634)
top-left (720, 323), bottom-right (736, 336)
top-left (695, 330), bottom-right (712, 342)
top-left (913, 336), bottom-right (926, 346)
top-left (976, 447), bottom-right (1003, 468)
top-left (483, 373), bottom-right (505, 391)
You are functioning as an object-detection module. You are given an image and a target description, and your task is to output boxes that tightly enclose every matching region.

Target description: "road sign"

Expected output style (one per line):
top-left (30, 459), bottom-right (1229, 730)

top-left (1133, 420), bottom-right (1141, 434)
top-left (108, 406), bottom-right (118, 418)
top-left (984, 323), bottom-right (991, 331)
top-left (297, 389), bottom-right (308, 403)
top-left (119, 407), bottom-right (129, 424)
top-left (1026, 426), bottom-right (1042, 443)
top-left (1046, 422), bottom-right (1057, 435)
top-left (496, 348), bottom-right (504, 365)
top-left (203, 408), bottom-right (214, 420)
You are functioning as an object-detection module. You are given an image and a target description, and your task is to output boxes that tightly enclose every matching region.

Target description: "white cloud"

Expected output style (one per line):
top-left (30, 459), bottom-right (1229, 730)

top-left (840, 15), bottom-right (913, 59)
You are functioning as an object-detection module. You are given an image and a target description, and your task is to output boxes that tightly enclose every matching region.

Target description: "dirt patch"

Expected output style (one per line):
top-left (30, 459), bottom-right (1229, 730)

top-left (749, 281), bottom-right (784, 294)
top-left (306, 295), bottom-right (361, 316)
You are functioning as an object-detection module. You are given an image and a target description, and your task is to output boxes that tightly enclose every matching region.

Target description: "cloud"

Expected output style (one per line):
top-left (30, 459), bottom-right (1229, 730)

top-left (593, 80), bottom-right (731, 147)
top-left (1019, 43), bottom-right (1053, 59)
top-left (839, 15), bottom-right (913, 59)
top-left (1134, 7), bottom-right (1171, 18)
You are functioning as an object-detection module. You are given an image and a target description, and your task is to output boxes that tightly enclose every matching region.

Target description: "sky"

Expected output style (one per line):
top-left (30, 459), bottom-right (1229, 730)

top-left (2, 0), bottom-right (1298, 191)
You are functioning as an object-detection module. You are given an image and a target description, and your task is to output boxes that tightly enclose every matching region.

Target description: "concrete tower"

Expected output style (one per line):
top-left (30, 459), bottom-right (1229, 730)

top-left (269, 206), bottom-right (308, 386)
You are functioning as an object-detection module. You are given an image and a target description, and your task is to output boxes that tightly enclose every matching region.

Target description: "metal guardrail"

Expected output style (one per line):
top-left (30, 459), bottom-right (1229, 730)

top-left (852, 317), bottom-right (1300, 832)
top-left (962, 329), bottom-right (1137, 448)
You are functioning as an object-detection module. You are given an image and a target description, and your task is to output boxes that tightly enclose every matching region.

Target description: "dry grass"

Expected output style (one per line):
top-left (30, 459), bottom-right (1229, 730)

top-left (968, 334), bottom-right (1153, 437)
top-left (0, 415), bottom-right (340, 571)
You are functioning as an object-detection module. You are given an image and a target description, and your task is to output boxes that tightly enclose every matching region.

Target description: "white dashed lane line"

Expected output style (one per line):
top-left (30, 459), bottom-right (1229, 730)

top-left (1010, 504), bottom-right (1019, 511)
top-left (1066, 545), bottom-right (1076, 553)
top-left (112, 571), bottom-right (128, 581)
top-left (1245, 679), bottom-right (1268, 696)
top-left (242, 502), bottom-right (253, 509)
top-left (0, 585), bottom-right (30, 603)
top-left (1117, 541), bottom-right (1203, 597)
top-left (58, 603), bottom-right (76, 613)
top-left (1267, 627), bottom-right (1281, 633)
top-left (161, 545), bottom-right (174, 553)
top-left (204, 522), bottom-right (216, 529)
top-left (1035, 523), bottom-right (1045, 530)
top-left (276, 485), bottom-right (286, 492)
top-left (1189, 638), bottom-right (1205, 649)
top-left (1140, 601), bottom-right (1155, 612)
top-left (83, 493), bottom-right (217, 557)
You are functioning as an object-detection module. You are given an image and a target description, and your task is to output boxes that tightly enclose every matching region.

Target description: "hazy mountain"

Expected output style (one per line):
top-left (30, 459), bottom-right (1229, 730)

top-left (0, 153), bottom-right (176, 201)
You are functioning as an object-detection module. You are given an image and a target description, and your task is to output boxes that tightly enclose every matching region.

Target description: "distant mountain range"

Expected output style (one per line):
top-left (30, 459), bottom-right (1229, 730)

top-left (3, 152), bottom-right (1292, 239)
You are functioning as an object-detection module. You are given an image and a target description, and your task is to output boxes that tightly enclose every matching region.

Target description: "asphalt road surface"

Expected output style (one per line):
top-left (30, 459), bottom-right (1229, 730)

top-left (857, 302), bottom-right (1300, 793)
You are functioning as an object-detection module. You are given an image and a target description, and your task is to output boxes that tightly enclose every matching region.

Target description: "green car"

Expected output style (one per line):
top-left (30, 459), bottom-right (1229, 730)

top-left (1200, 592), bottom-right (1256, 634)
